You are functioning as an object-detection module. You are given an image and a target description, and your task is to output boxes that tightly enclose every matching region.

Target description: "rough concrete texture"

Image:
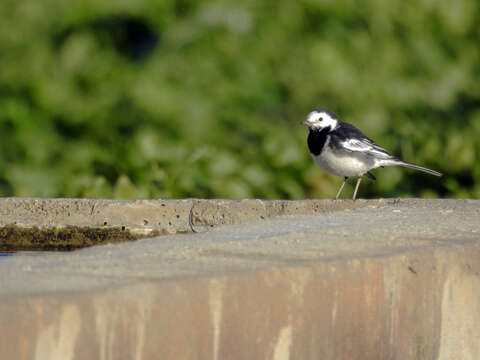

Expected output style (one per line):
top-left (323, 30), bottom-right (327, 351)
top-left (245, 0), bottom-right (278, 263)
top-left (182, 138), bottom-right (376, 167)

top-left (1, 198), bottom-right (480, 359)
top-left (0, 197), bottom-right (368, 235)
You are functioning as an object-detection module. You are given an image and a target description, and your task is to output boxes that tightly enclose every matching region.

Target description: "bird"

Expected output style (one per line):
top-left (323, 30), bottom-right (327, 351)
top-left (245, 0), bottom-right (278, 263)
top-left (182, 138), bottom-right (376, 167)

top-left (303, 109), bottom-right (442, 200)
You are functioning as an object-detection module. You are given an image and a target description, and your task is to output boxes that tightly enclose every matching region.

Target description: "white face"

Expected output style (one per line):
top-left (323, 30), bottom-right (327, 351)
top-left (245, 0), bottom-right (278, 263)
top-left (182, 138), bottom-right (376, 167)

top-left (303, 110), bottom-right (338, 130)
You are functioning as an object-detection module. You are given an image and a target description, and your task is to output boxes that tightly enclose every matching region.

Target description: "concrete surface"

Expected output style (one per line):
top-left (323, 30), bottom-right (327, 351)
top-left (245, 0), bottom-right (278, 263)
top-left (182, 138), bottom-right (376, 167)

top-left (0, 197), bottom-right (368, 235)
top-left (0, 198), bottom-right (480, 359)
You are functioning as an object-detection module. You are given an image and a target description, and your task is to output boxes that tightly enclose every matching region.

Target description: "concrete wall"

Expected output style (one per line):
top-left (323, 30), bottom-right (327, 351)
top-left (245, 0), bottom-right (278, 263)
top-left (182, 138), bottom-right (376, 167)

top-left (0, 198), bottom-right (479, 359)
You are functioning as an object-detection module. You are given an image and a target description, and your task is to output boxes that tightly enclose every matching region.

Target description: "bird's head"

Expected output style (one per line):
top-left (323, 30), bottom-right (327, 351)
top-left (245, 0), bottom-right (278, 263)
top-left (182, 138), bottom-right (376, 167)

top-left (302, 110), bottom-right (339, 131)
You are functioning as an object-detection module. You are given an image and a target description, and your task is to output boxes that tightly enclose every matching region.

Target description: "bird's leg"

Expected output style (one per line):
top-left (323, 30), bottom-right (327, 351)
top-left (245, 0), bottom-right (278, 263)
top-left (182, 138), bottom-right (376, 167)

top-left (352, 177), bottom-right (363, 201)
top-left (334, 177), bottom-right (348, 200)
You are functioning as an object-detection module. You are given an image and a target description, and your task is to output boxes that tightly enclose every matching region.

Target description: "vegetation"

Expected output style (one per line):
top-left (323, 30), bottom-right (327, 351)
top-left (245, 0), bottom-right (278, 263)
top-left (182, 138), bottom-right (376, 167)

top-left (0, 0), bottom-right (479, 199)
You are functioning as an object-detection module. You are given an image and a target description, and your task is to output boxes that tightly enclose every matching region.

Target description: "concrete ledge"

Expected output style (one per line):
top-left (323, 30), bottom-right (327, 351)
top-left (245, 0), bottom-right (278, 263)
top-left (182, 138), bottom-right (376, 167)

top-left (1, 198), bottom-right (480, 359)
top-left (0, 197), bottom-right (374, 235)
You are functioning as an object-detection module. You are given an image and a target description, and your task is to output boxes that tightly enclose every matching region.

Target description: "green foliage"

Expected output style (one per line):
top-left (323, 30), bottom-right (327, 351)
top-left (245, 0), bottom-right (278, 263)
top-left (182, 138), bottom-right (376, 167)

top-left (0, 0), bottom-right (479, 199)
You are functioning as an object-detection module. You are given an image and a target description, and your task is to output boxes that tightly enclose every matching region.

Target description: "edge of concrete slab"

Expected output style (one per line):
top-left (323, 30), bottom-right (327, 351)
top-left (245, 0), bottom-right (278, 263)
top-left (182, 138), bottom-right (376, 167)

top-left (0, 197), bottom-right (473, 234)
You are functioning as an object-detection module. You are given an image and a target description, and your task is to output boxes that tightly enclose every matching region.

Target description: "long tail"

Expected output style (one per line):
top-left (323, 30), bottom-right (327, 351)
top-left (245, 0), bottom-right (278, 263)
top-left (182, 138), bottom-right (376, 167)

top-left (383, 159), bottom-right (442, 177)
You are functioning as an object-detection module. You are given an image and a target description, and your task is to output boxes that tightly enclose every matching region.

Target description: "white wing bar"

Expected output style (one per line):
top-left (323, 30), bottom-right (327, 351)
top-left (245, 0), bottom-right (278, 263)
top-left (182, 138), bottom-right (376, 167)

top-left (341, 139), bottom-right (392, 159)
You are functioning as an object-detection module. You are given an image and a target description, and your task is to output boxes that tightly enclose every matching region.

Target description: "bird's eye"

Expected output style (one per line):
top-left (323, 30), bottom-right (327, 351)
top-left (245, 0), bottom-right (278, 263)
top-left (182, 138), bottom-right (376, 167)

top-left (319, 117), bottom-right (323, 121)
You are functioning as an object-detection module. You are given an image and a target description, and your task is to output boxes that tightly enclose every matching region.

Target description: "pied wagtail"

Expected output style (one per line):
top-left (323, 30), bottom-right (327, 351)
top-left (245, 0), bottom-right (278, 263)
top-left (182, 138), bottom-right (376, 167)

top-left (303, 109), bottom-right (442, 200)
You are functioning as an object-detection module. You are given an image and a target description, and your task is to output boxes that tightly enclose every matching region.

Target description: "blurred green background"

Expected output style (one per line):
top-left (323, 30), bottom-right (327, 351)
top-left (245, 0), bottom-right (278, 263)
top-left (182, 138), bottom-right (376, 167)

top-left (0, 0), bottom-right (479, 200)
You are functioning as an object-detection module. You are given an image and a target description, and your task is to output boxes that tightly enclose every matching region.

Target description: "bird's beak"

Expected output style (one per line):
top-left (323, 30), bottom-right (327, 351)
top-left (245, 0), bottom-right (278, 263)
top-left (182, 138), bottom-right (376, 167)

top-left (301, 120), bottom-right (308, 126)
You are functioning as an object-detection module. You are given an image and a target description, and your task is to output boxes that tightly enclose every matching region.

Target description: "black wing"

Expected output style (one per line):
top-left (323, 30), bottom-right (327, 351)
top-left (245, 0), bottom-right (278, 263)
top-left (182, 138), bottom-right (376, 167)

top-left (330, 122), bottom-right (393, 159)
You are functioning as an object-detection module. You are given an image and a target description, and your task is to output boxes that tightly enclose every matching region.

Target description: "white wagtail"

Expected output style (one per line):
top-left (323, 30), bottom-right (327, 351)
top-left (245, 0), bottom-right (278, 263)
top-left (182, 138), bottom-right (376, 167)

top-left (303, 109), bottom-right (442, 200)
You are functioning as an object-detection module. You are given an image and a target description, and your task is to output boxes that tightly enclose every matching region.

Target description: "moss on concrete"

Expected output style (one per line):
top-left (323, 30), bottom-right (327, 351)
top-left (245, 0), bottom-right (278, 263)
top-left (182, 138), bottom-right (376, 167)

top-left (0, 225), bottom-right (159, 252)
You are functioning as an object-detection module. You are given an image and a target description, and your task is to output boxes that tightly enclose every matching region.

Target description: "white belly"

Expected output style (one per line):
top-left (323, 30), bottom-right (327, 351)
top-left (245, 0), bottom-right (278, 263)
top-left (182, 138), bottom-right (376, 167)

top-left (312, 149), bottom-right (371, 176)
